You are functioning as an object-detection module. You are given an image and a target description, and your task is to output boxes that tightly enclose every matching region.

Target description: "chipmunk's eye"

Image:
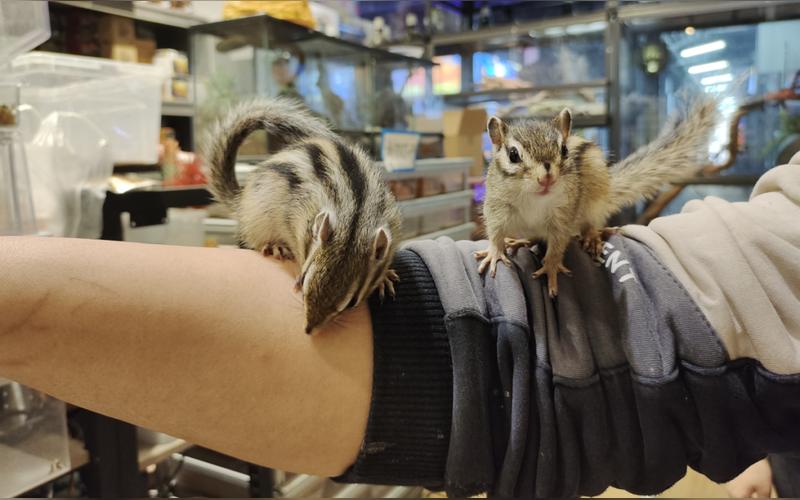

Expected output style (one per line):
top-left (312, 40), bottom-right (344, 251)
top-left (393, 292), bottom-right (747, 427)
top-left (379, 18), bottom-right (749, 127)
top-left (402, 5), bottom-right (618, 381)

top-left (508, 147), bottom-right (521, 163)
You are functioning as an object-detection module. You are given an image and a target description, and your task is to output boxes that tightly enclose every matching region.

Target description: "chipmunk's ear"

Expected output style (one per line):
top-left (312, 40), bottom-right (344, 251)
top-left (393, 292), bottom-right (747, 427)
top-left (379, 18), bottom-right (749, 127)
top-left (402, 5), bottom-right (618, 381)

top-left (313, 211), bottom-right (332, 243)
top-left (488, 116), bottom-right (508, 146)
top-left (373, 226), bottom-right (392, 261)
top-left (554, 108), bottom-right (572, 142)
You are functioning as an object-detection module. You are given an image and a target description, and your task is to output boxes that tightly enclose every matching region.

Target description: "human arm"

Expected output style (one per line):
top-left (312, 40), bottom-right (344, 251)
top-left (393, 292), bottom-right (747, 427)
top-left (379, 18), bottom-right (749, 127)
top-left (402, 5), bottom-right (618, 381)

top-left (0, 236), bottom-right (372, 477)
top-left (724, 459), bottom-right (773, 498)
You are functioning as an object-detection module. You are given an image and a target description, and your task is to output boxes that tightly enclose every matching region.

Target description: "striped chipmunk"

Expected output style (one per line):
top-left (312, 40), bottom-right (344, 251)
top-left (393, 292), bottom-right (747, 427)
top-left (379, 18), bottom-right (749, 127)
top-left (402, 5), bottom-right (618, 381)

top-left (477, 95), bottom-right (719, 297)
top-left (206, 97), bottom-right (401, 334)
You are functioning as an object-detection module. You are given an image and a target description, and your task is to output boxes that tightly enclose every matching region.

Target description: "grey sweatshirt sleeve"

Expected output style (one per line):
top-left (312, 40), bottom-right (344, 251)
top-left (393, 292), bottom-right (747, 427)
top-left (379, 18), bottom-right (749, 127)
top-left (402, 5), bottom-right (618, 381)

top-left (404, 234), bottom-right (800, 498)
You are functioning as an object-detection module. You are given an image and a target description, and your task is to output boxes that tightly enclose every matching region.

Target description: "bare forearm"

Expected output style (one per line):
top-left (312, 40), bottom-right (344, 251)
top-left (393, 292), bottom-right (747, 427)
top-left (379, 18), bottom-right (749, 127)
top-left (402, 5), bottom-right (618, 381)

top-left (0, 236), bottom-right (372, 476)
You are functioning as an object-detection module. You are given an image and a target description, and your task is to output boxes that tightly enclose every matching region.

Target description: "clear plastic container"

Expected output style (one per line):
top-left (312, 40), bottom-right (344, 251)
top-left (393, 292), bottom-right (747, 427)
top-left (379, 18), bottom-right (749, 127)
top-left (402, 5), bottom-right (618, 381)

top-left (0, 84), bottom-right (36, 236)
top-left (388, 179), bottom-right (419, 201)
top-left (0, 379), bottom-right (70, 497)
top-left (0, 1), bottom-right (50, 64)
top-left (420, 207), bottom-right (467, 234)
top-left (400, 215), bottom-right (421, 239)
top-left (3, 52), bottom-right (165, 164)
top-left (420, 171), bottom-right (466, 196)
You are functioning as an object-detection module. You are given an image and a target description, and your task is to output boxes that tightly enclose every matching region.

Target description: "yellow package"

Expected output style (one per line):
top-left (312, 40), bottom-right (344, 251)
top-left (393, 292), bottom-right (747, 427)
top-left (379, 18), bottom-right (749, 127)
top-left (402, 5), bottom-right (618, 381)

top-left (223, 1), bottom-right (316, 29)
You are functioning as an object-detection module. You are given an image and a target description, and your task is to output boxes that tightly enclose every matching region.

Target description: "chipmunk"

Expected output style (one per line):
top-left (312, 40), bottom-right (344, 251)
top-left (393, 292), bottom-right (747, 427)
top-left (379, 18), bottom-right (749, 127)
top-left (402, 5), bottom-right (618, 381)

top-left (476, 96), bottom-right (719, 296)
top-left (206, 97), bottom-right (401, 334)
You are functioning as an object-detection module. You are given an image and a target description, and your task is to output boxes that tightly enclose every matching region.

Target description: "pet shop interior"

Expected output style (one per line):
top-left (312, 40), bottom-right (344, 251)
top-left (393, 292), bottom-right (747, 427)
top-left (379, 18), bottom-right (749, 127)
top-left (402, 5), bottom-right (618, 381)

top-left (1, 0), bottom-right (800, 498)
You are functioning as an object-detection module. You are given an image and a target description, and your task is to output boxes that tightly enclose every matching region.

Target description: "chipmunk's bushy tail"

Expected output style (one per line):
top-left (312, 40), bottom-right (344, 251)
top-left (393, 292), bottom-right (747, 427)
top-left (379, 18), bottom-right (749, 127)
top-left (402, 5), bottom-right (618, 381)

top-left (608, 95), bottom-right (719, 210)
top-left (203, 97), bottom-right (334, 208)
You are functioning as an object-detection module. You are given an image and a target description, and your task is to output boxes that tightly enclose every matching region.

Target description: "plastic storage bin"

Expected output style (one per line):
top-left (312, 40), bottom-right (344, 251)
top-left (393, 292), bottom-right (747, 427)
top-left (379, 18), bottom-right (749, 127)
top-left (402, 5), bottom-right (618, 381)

top-left (420, 171), bottom-right (466, 196)
top-left (4, 52), bottom-right (164, 164)
top-left (420, 207), bottom-right (467, 234)
top-left (0, 379), bottom-right (70, 497)
top-left (0, 1), bottom-right (50, 64)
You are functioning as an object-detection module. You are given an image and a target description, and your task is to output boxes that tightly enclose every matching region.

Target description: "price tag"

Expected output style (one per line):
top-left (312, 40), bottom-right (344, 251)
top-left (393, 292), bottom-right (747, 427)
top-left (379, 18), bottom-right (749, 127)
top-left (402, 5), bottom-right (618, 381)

top-left (381, 130), bottom-right (421, 172)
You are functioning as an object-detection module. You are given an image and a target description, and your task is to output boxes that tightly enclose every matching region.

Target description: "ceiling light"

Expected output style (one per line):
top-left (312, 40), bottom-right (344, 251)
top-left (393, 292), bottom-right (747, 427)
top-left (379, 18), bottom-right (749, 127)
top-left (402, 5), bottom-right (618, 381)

top-left (685, 26), bottom-right (696, 35)
top-left (688, 60), bottom-right (729, 74)
top-left (701, 73), bottom-right (733, 85)
top-left (543, 26), bottom-right (566, 37)
top-left (680, 40), bottom-right (726, 58)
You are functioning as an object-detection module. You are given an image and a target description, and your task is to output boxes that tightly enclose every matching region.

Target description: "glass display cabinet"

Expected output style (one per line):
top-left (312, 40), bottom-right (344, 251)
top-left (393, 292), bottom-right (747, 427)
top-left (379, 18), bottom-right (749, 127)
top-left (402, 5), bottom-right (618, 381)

top-left (432, 12), bottom-right (611, 154)
top-left (190, 14), bottom-right (439, 158)
top-left (617, 2), bottom-right (800, 218)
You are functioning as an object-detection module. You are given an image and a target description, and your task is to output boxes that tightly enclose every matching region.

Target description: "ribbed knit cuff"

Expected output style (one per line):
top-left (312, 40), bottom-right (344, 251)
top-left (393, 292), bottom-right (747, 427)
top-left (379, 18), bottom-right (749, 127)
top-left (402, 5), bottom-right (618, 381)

top-left (333, 249), bottom-right (453, 489)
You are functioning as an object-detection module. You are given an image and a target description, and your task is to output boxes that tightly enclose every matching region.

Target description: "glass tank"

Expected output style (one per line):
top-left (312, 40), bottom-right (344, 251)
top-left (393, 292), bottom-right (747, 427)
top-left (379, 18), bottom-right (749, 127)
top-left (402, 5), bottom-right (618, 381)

top-left (433, 14), bottom-right (611, 155)
top-left (619, 4), bottom-right (800, 217)
top-left (190, 15), bottom-right (438, 158)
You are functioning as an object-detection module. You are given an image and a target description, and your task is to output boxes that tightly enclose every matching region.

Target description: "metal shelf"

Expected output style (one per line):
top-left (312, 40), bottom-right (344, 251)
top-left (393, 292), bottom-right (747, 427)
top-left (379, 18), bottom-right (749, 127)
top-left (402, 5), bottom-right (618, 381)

top-left (381, 157), bottom-right (474, 180)
top-left (162, 101), bottom-right (195, 117)
top-left (51, 1), bottom-right (205, 28)
top-left (398, 190), bottom-right (473, 218)
top-left (431, 11), bottom-right (606, 51)
top-left (191, 15), bottom-right (435, 67)
top-left (443, 80), bottom-right (608, 105)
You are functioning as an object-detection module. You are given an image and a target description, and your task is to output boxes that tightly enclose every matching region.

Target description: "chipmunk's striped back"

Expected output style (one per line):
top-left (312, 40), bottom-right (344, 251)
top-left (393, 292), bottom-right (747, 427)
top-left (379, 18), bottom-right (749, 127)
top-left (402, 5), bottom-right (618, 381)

top-left (204, 97), bottom-right (401, 334)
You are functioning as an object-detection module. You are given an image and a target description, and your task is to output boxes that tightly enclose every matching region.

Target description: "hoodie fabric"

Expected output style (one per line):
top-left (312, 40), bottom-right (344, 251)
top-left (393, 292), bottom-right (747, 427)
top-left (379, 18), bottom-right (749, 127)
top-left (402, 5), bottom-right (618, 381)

top-left (337, 158), bottom-right (800, 497)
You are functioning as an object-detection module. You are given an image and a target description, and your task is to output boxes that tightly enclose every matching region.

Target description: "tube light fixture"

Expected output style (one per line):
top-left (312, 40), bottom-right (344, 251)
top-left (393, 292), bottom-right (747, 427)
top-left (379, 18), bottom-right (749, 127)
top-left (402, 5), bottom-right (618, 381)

top-left (680, 40), bottom-right (726, 58)
top-left (688, 60), bottom-right (729, 74)
top-left (701, 73), bottom-right (733, 85)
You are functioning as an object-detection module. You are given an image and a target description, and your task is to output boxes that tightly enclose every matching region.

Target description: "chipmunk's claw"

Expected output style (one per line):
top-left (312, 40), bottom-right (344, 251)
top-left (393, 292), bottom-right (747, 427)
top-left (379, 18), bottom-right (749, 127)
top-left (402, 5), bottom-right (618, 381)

top-left (262, 242), bottom-right (294, 261)
top-left (504, 237), bottom-right (532, 256)
top-left (532, 261), bottom-right (572, 297)
top-left (580, 227), bottom-right (619, 260)
top-left (475, 246), bottom-right (512, 277)
top-left (378, 269), bottom-right (400, 302)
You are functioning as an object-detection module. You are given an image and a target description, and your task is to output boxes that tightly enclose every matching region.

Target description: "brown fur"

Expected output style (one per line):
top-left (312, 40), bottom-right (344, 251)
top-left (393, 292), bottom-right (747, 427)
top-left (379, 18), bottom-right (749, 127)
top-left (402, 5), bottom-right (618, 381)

top-left (478, 96), bottom-right (719, 296)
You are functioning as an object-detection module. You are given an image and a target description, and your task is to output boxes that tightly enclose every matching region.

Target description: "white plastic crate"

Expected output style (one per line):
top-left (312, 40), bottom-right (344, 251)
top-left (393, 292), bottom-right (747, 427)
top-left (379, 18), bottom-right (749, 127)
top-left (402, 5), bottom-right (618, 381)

top-left (4, 52), bottom-right (165, 164)
top-left (0, 1), bottom-right (50, 64)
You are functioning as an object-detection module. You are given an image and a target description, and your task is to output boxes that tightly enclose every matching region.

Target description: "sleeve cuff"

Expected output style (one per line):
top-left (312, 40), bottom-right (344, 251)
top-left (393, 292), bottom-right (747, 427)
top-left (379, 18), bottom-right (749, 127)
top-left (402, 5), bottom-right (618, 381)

top-left (333, 249), bottom-right (452, 489)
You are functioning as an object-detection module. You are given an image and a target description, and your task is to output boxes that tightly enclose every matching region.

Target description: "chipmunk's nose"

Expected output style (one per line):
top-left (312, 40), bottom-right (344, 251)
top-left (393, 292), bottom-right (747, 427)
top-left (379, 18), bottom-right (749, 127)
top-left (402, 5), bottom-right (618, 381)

top-left (543, 162), bottom-right (551, 172)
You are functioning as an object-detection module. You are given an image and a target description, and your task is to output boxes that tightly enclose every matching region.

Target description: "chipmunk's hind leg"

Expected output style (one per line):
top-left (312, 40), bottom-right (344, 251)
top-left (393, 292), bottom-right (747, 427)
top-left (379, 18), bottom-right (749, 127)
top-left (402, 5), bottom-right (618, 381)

top-left (580, 223), bottom-right (620, 258)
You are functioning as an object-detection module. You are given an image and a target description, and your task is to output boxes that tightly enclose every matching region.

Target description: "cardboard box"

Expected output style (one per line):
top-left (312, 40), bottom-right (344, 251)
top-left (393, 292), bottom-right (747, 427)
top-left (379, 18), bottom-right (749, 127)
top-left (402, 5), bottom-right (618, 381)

top-left (98, 16), bottom-right (136, 43)
top-left (101, 43), bottom-right (139, 63)
top-left (442, 107), bottom-right (488, 176)
top-left (135, 39), bottom-right (157, 64)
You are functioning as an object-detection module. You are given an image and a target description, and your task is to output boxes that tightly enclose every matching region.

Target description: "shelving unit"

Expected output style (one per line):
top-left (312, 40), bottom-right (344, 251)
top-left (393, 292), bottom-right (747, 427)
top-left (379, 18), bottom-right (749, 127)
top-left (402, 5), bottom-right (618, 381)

top-left (161, 101), bottom-right (195, 117)
top-left (191, 14), bottom-right (434, 67)
top-left (431, 10), bottom-right (614, 154)
top-left (50, 0), bottom-right (204, 28)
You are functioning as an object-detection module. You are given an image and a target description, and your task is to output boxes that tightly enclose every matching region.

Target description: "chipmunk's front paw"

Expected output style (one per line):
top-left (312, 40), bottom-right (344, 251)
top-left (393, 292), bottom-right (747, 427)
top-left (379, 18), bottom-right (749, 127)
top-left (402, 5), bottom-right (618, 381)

top-left (532, 261), bottom-right (572, 297)
top-left (378, 269), bottom-right (400, 301)
top-left (475, 245), bottom-right (512, 277)
top-left (504, 237), bottom-right (532, 256)
top-left (262, 242), bottom-right (295, 261)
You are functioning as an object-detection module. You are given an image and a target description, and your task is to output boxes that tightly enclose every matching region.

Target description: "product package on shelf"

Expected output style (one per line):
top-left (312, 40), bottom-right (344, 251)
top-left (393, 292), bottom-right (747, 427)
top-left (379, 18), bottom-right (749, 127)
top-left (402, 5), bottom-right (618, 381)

top-left (442, 107), bottom-right (488, 177)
